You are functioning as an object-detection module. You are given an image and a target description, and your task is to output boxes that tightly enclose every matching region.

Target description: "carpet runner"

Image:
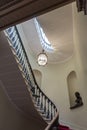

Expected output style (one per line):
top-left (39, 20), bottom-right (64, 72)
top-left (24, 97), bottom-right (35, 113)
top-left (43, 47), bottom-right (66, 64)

top-left (58, 124), bottom-right (71, 130)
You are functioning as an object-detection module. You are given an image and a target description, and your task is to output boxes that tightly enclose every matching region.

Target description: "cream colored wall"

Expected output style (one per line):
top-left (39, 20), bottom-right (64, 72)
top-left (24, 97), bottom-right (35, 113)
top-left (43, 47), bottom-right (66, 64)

top-left (17, 8), bottom-right (87, 129)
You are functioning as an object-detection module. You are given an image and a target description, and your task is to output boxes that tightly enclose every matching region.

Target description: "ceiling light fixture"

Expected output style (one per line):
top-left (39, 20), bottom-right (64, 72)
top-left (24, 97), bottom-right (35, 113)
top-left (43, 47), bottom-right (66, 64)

top-left (37, 50), bottom-right (48, 66)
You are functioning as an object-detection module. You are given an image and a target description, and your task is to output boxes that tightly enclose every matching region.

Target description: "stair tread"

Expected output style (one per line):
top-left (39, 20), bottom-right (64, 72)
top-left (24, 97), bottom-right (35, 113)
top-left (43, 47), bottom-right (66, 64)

top-left (44, 117), bottom-right (51, 120)
top-left (34, 104), bottom-right (40, 108)
top-left (37, 108), bottom-right (44, 113)
top-left (43, 117), bottom-right (51, 123)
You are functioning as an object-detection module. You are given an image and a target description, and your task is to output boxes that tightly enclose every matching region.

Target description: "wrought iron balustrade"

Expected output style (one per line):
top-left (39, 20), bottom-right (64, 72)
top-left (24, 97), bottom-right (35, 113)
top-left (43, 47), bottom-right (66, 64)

top-left (5, 26), bottom-right (58, 129)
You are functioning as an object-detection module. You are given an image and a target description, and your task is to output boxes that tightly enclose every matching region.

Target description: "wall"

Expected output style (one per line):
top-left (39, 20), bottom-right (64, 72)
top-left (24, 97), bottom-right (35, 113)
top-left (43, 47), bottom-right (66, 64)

top-left (17, 7), bottom-right (87, 129)
top-left (71, 2), bottom-right (87, 129)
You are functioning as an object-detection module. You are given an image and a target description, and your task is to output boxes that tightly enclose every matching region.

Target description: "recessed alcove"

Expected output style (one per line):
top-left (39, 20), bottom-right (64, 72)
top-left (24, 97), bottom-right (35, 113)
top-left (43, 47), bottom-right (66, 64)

top-left (67, 71), bottom-right (79, 108)
top-left (33, 69), bottom-right (42, 87)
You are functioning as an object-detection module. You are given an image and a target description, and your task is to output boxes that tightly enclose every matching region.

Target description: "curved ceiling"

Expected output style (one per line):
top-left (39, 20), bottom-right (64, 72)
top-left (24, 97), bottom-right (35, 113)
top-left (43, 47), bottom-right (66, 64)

top-left (19, 4), bottom-right (74, 64)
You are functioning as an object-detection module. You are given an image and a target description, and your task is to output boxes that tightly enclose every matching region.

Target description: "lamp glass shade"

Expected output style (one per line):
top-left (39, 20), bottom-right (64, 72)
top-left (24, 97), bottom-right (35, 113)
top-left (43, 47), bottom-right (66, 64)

top-left (37, 52), bottom-right (47, 66)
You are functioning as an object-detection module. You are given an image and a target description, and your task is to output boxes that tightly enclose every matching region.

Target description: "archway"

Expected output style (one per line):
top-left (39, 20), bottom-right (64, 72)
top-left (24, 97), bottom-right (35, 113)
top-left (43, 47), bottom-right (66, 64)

top-left (67, 71), bottom-right (79, 107)
top-left (33, 69), bottom-right (42, 88)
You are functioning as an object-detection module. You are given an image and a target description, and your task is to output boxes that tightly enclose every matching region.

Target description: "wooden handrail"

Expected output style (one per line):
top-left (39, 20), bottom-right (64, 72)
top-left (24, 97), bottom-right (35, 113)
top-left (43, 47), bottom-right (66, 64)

top-left (45, 112), bottom-right (59, 130)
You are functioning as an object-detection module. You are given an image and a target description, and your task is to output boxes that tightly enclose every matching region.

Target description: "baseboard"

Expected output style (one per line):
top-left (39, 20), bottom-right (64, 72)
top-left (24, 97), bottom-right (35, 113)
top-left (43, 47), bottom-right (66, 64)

top-left (60, 120), bottom-right (86, 130)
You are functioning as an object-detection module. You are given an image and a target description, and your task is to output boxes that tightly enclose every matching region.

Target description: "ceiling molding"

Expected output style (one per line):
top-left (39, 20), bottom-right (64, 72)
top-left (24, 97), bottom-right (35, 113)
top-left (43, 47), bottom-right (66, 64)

top-left (0, 0), bottom-right (23, 11)
top-left (0, 0), bottom-right (75, 30)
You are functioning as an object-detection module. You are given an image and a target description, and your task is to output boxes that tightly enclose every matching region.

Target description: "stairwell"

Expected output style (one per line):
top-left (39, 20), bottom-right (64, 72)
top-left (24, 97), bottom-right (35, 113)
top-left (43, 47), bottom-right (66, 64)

top-left (0, 26), bottom-right (59, 130)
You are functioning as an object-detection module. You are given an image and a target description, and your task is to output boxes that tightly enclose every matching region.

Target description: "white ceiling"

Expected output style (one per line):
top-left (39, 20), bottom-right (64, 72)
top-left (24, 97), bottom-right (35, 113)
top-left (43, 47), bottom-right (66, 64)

top-left (20, 3), bottom-right (74, 64)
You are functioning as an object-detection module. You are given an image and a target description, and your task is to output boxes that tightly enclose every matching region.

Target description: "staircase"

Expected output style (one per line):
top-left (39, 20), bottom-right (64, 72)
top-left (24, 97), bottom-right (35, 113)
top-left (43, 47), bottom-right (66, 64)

top-left (1, 26), bottom-right (59, 130)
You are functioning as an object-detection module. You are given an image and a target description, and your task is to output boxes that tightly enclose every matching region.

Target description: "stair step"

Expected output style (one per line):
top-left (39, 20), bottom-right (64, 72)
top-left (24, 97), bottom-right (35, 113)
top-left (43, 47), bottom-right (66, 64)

top-left (37, 108), bottom-right (44, 113)
top-left (43, 117), bottom-right (51, 123)
top-left (33, 101), bottom-right (42, 107)
top-left (34, 104), bottom-right (40, 108)
top-left (40, 113), bottom-right (47, 117)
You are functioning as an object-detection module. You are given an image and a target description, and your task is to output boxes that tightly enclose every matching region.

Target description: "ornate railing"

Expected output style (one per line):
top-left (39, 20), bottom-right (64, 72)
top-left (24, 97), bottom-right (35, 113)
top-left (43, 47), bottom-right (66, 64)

top-left (5, 26), bottom-right (59, 129)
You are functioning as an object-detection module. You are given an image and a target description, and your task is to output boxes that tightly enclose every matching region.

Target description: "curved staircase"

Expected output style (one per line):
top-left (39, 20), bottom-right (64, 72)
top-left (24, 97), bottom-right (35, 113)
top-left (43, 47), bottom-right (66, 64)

top-left (0, 26), bottom-right (59, 130)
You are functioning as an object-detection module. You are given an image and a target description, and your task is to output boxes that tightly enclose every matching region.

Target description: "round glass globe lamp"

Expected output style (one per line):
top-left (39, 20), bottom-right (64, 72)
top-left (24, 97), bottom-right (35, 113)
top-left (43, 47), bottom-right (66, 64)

top-left (37, 51), bottom-right (48, 66)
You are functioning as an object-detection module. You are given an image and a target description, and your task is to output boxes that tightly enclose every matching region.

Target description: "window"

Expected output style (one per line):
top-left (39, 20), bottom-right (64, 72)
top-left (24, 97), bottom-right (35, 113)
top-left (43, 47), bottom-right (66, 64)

top-left (34, 18), bottom-right (54, 52)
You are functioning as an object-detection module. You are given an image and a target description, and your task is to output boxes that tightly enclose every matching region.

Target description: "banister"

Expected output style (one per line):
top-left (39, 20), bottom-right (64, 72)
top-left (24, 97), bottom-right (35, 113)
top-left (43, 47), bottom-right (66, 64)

top-left (5, 25), bottom-right (58, 129)
top-left (45, 112), bottom-right (59, 130)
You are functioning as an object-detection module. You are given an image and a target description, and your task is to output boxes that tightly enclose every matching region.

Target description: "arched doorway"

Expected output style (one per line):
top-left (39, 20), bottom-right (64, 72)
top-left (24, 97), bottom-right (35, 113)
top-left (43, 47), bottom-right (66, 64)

top-left (33, 69), bottom-right (42, 88)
